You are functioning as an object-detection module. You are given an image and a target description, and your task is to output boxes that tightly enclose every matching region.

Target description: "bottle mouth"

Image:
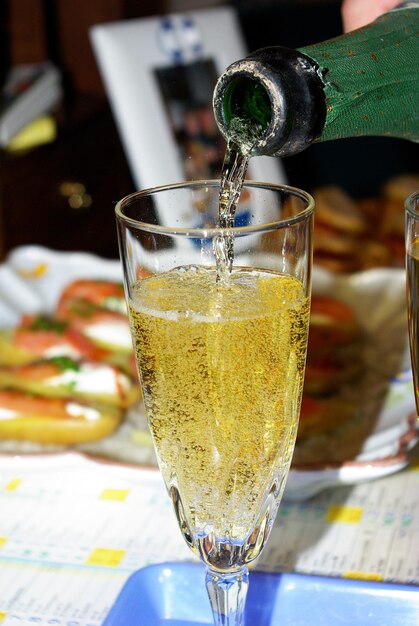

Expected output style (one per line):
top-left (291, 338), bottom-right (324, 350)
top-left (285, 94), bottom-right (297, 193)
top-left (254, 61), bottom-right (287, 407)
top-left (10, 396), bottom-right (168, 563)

top-left (213, 59), bottom-right (288, 155)
top-left (222, 76), bottom-right (272, 130)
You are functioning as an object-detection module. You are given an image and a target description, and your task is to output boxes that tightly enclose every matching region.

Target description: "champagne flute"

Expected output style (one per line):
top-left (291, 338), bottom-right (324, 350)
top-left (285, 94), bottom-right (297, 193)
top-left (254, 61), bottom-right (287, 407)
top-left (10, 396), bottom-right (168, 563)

top-left (116, 181), bottom-right (314, 625)
top-left (405, 190), bottom-right (419, 414)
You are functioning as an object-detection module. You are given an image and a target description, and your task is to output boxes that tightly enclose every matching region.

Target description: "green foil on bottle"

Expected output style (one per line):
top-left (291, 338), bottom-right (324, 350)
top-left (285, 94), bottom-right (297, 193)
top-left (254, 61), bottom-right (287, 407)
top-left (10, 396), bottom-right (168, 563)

top-left (299, 8), bottom-right (418, 142)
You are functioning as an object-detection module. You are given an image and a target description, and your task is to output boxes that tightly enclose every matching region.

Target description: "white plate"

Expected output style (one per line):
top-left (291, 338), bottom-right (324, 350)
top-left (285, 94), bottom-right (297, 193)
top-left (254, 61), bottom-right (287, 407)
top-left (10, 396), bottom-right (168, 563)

top-left (0, 245), bottom-right (417, 500)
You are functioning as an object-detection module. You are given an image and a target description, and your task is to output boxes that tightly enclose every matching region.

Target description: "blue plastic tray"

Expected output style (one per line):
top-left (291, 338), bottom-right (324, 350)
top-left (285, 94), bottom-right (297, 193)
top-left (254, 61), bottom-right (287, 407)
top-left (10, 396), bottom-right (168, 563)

top-left (103, 562), bottom-right (419, 626)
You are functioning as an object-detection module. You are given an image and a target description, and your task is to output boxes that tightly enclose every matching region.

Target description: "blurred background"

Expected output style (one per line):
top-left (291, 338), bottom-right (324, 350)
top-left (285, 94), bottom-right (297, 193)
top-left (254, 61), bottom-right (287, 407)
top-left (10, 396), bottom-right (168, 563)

top-left (0, 0), bottom-right (417, 261)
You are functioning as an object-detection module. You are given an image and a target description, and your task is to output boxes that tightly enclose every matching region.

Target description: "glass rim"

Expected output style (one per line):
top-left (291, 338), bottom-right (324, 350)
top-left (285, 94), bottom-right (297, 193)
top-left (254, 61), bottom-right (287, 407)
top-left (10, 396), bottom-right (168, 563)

top-left (115, 179), bottom-right (315, 237)
top-left (405, 189), bottom-right (419, 218)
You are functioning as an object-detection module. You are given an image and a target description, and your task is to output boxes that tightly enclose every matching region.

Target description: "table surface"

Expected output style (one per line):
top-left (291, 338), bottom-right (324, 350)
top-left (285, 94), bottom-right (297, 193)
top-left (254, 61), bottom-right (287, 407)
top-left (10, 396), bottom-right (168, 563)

top-left (0, 449), bottom-right (418, 626)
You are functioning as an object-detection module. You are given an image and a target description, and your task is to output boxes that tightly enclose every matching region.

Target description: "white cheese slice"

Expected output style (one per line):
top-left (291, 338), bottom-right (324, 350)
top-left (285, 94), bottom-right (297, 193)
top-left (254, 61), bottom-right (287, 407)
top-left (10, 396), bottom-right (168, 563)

top-left (47, 364), bottom-right (130, 394)
top-left (84, 322), bottom-right (132, 350)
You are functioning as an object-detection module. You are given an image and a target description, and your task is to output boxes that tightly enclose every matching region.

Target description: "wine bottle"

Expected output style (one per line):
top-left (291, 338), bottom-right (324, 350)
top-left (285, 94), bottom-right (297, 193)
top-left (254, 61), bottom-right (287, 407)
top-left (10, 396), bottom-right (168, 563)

top-left (213, 2), bottom-right (418, 157)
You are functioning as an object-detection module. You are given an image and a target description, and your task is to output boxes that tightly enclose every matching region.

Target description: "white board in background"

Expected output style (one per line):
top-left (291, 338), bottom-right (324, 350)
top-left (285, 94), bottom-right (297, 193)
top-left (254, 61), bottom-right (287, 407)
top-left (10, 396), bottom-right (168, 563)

top-left (89, 6), bottom-right (286, 197)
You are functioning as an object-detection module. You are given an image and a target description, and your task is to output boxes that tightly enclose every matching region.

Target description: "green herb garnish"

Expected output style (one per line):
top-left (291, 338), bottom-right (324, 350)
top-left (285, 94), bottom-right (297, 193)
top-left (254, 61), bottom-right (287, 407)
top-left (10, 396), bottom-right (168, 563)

top-left (29, 316), bottom-right (67, 334)
top-left (48, 356), bottom-right (80, 372)
top-left (70, 298), bottom-right (97, 318)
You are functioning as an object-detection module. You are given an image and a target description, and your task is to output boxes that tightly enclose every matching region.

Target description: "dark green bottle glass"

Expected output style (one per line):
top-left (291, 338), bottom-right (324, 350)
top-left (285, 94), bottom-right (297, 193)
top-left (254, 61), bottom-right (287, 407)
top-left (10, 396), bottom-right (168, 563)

top-left (213, 3), bottom-right (419, 157)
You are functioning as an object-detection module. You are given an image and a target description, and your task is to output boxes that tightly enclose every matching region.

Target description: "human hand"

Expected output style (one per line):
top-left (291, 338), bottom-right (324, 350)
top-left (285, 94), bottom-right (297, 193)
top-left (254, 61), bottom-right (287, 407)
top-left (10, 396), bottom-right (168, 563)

top-left (341, 0), bottom-right (402, 32)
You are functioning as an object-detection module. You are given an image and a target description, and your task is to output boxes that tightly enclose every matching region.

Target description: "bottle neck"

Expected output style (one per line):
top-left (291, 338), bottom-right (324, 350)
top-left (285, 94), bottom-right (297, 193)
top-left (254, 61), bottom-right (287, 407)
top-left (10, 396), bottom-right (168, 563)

top-left (213, 4), bottom-right (418, 156)
top-left (298, 5), bottom-right (418, 142)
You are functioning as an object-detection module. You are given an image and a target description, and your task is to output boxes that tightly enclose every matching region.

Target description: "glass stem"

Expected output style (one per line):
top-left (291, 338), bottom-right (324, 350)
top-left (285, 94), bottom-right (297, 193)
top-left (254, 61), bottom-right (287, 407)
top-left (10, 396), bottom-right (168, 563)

top-left (205, 567), bottom-right (249, 626)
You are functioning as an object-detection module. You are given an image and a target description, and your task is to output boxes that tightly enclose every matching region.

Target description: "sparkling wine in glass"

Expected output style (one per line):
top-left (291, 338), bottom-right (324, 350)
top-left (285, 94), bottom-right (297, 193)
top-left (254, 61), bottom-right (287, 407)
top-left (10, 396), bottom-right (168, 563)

top-left (116, 181), bottom-right (314, 625)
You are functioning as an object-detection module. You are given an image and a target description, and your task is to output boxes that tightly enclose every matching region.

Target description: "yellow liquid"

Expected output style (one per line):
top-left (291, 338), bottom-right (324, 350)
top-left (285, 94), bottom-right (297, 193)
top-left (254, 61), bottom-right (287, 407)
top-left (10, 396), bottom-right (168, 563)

top-left (129, 266), bottom-right (309, 562)
top-left (407, 237), bottom-right (419, 414)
